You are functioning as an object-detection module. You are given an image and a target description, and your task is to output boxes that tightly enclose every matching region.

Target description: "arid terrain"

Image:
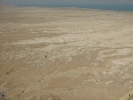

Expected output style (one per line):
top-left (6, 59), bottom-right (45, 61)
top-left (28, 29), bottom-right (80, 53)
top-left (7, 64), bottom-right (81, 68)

top-left (0, 7), bottom-right (133, 100)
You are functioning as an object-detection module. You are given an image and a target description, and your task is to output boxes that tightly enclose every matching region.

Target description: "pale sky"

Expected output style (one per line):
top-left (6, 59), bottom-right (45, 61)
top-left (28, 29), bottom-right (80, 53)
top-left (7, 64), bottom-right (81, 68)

top-left (3, 0), bottom-right (133, 6)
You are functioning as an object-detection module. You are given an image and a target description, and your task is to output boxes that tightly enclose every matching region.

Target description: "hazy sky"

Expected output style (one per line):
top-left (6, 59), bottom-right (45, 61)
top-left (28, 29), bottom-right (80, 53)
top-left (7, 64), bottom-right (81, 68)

top-left (3, 0), bottom-right (133, 6)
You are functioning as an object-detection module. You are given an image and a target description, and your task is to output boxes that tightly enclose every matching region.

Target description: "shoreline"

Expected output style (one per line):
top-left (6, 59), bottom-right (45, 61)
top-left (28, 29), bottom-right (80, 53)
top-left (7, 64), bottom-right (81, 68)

top-left (1, 6), bottom-right (133, 13)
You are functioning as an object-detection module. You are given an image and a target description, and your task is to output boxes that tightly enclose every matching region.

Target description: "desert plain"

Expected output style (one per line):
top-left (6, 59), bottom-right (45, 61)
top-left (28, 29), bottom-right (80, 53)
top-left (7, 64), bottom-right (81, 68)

top-left (0, 7), bottom-right (133, 100)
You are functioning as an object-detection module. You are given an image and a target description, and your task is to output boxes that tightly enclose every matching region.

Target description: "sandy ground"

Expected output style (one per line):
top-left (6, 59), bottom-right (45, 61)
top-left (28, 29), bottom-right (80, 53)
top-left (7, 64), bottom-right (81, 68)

top-left (0, 7), bottom-right (133, 100)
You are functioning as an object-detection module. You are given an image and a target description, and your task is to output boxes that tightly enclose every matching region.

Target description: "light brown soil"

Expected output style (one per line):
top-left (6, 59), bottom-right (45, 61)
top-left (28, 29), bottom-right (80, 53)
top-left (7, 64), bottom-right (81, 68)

top-left (0, 7), bottom-right (133, 100)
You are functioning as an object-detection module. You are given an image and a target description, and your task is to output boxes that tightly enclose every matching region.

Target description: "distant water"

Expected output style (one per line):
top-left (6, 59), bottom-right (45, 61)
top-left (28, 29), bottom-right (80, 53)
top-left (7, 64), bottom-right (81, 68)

top-left (18, 4), bottom-right (133, 11)
top-left (78, 4), bottom-right (133, 11)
